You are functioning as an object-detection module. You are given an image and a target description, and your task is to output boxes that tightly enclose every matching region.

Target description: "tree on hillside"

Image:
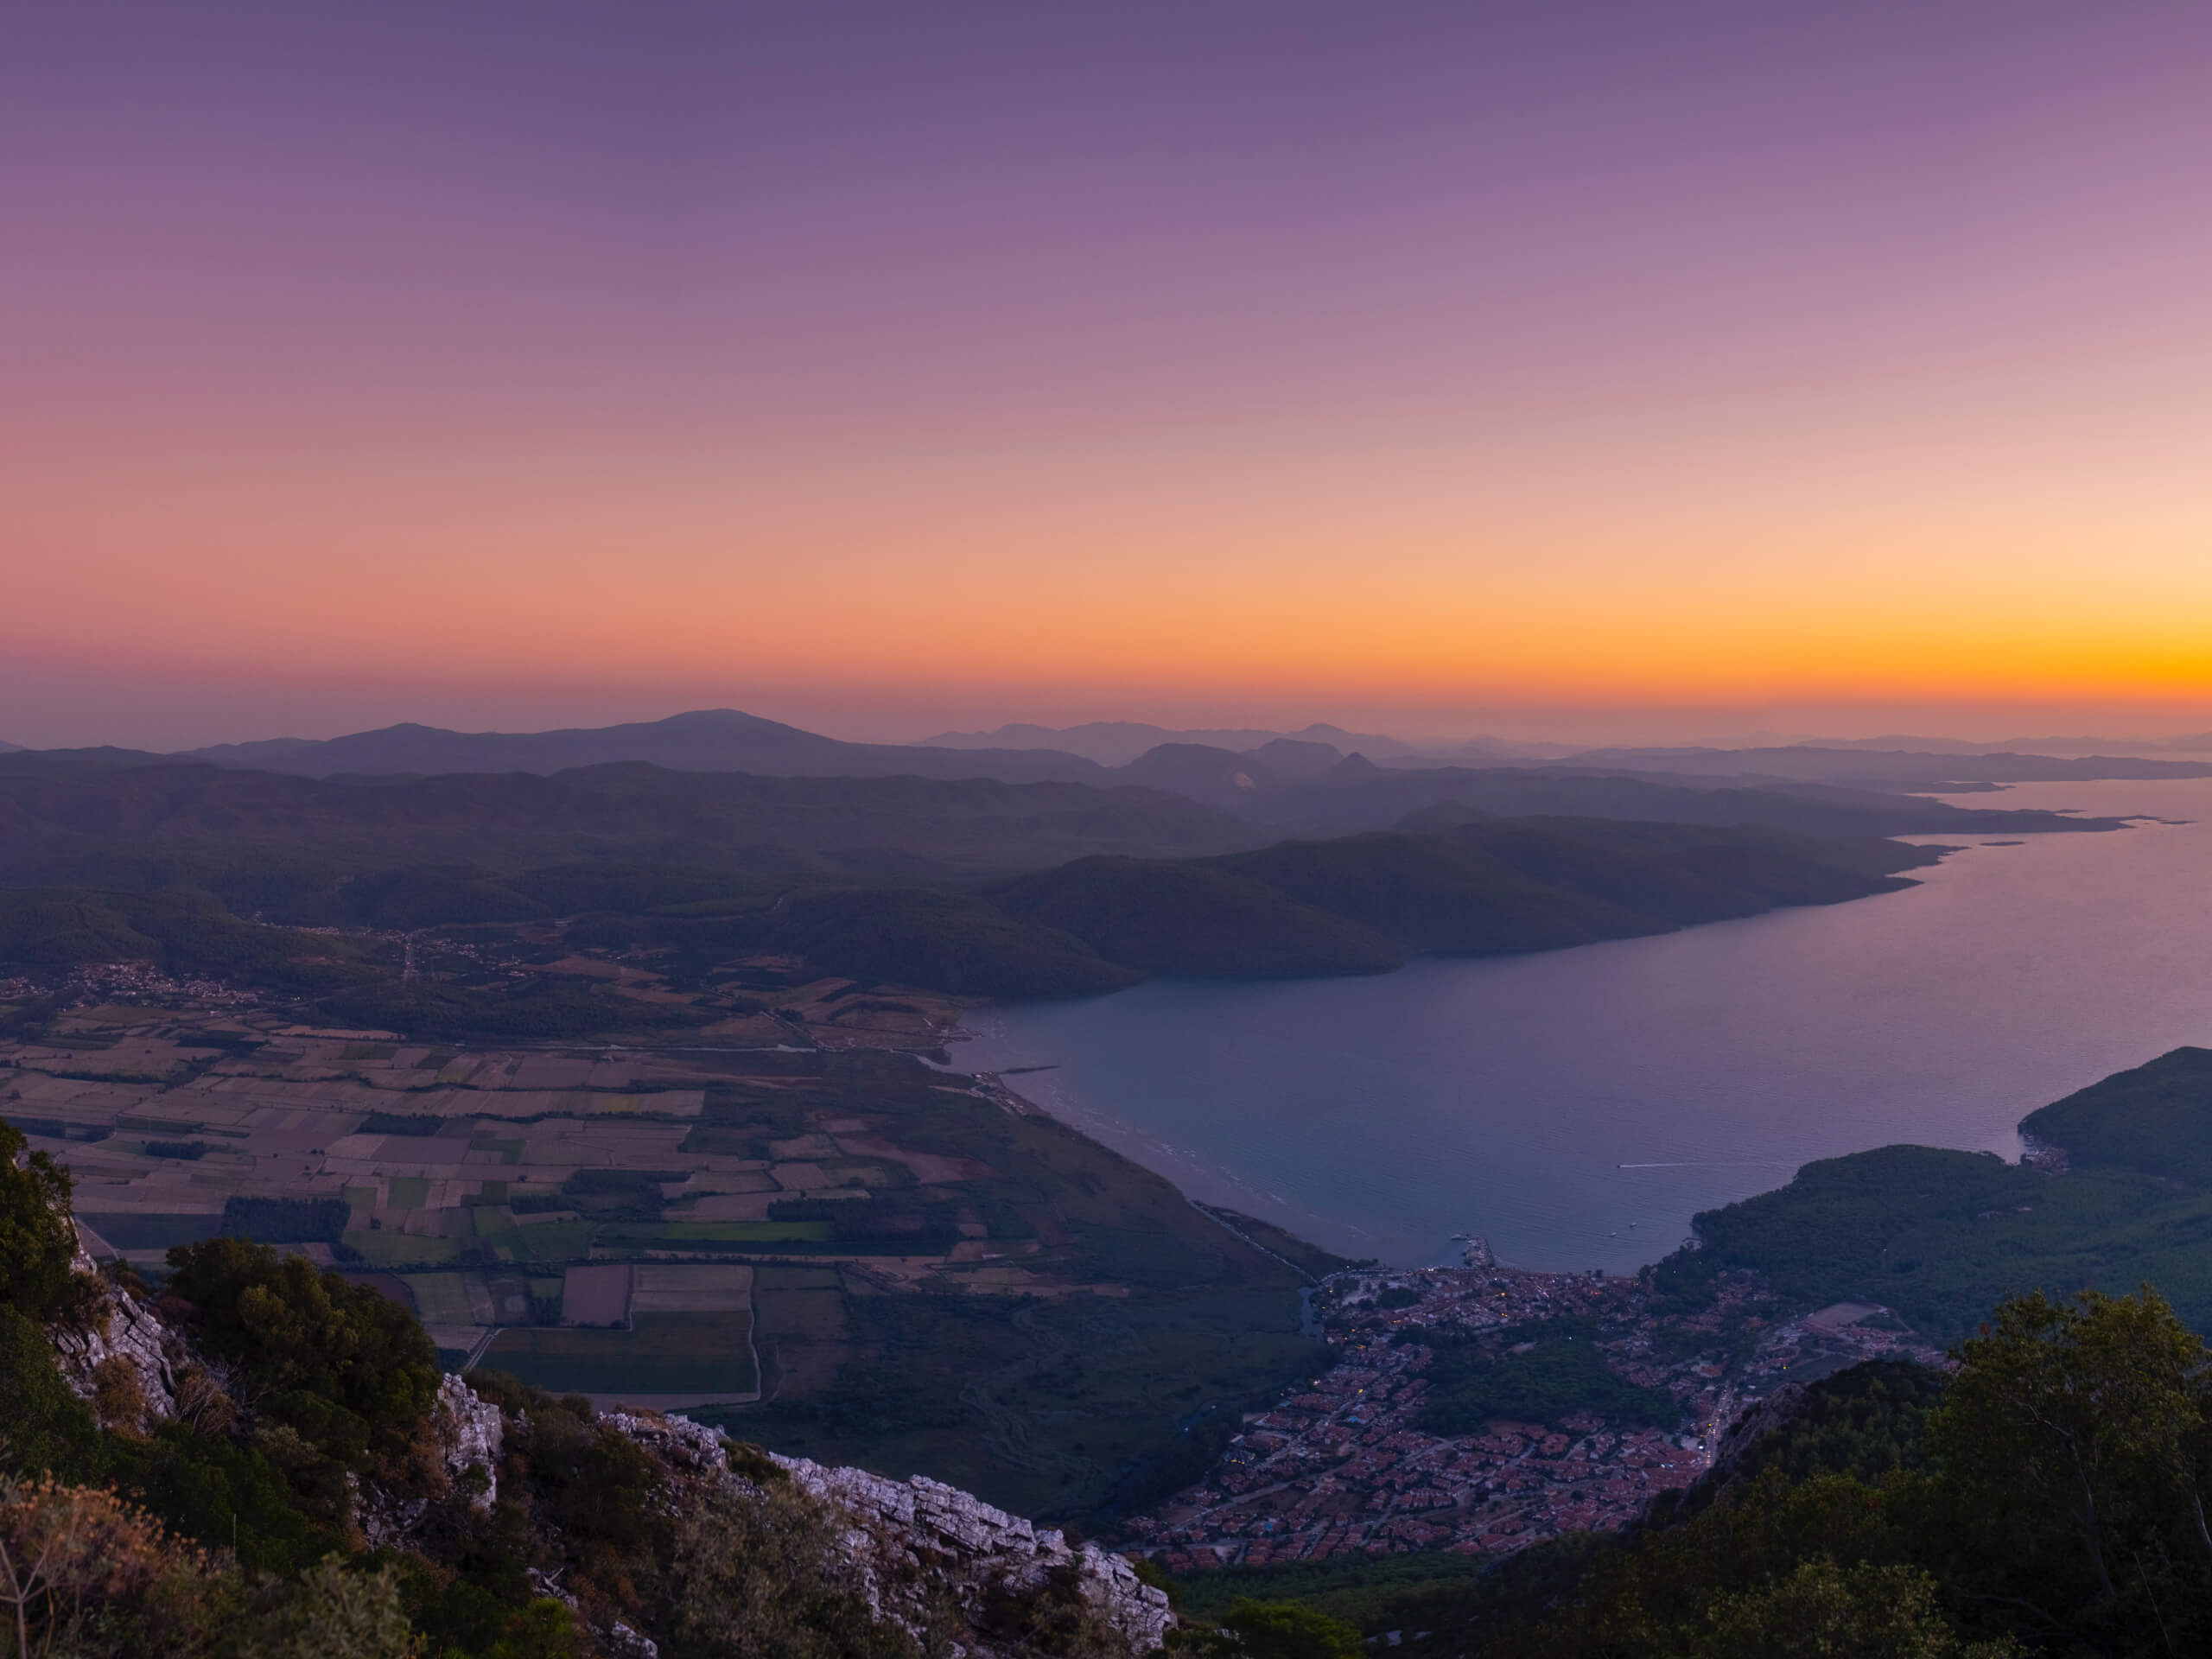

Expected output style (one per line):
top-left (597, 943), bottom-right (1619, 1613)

top-left (1179, 1598), bottom-right (1365, 1658)
top-left (1490, 1289), bottom-right (2212, 1656)
top-left (1925, 1287), bottom-right (2212, 1649)
top-left (0, 1120), bottom-right (78, 1323)
top-left (163, 1237), bottom-right (442, 1497)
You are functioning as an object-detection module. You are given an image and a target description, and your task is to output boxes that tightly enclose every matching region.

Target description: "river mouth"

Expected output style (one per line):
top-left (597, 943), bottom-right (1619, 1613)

top-left (954, 779), bottom-right (2212, 1274)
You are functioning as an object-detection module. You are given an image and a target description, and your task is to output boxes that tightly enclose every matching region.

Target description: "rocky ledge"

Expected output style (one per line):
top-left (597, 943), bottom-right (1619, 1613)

top-left (43, 1239), bottom-right (1173, 1657)
top-left (773, 1452), bottom-right (1175, 1656)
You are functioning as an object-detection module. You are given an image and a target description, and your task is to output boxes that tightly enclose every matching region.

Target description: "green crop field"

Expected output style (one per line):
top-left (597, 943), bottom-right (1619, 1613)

top-left (599, 1220), bottom-right (835, 1245)
top-left (478, 1311), bottom-right (758, 1396)
top-left (402, 1272), bottom-right (480, 1326)
top-left (496, 1219), bottom-right (594, 1263)
top-left (342, 1230), bottom-right (460, 1268)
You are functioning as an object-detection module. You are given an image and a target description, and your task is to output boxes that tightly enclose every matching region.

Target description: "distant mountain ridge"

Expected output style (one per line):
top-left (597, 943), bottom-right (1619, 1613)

top-left (918, 719), bottom-right (1420, 766)
top-left (1804, 730), bottom-right (2212, 756)
top-left (0, 705), bottom-right (2152, 847)
top-left (916, 719), bottom-right (1562, 767)
top-left (181, 707), bottom-right (1104, 785)
top-left (1551, 745), bottom-right (2212, 792)
top-left (1092, 741), bottom-right (2133, 839)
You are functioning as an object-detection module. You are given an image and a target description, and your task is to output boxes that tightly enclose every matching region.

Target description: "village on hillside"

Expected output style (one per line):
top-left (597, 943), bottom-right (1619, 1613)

top-left (1131, 1260), bottom-right (1945, 1569)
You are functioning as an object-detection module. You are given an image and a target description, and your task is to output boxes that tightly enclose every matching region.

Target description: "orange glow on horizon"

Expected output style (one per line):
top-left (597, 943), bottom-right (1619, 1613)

top-left (11, 412), bottom-right (2211, 715)
top-left (12, 3), bottom-right (2212, 752)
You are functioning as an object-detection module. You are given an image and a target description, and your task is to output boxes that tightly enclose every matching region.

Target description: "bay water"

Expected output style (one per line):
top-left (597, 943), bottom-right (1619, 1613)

top-left (955, 779), bottom-right (2212, 1274)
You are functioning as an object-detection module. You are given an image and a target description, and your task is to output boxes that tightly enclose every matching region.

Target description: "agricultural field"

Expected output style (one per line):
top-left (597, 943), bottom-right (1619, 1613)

top-left (0, 944), bottom-right (1340, 1519)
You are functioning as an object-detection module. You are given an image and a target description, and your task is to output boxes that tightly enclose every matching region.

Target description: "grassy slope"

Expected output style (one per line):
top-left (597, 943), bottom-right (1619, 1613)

top-left (656, 1050), bottom-right (1341, 1520)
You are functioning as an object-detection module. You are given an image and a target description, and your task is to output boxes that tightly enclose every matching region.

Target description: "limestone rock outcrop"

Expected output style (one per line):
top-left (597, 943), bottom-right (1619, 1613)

top-left (773, 1452), bottom-right (1176, 1656)
top-left (435, 1370), bottom-right (505, 1507)
top-left (50, 1226), bottom-right (177, 1431)
top-left (600, 1409), bottom-right (1175, 1655)
top-left (36, 1236), bottom-right (1171, 1656)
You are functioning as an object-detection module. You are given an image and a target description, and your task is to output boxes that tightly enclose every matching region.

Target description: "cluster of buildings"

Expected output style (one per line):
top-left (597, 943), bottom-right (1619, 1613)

top-left (19, 963), bottom-right (257, 1007)
top-left (1129, 1263), bottom-right (1945, 1570)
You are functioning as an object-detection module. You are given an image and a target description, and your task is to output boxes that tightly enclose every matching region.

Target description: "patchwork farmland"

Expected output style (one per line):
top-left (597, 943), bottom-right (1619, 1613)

top-left (2, 964), bottom-right (1335, 1515)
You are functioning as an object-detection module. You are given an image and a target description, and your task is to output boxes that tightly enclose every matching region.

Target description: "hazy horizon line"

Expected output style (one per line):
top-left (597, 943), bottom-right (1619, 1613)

top-left (10, 690), bottom-right (2212, 760)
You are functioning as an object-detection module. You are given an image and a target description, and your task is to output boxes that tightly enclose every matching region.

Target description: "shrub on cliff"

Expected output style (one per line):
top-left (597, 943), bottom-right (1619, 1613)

top-left (164, 1236), bottom-right (441, 1484)
top-left (0, 1476), bottom-right (416, 1658)
top-left (0, 1119), bottom-right (79, 1324)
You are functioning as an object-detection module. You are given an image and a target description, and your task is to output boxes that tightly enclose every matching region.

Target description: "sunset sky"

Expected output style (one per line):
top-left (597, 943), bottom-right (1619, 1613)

top-left (7, 2), bottom-right (2212, 750)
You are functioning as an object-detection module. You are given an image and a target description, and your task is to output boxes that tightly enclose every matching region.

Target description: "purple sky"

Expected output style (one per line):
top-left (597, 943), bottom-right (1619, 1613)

top-left (7, 3), bottom-right (2211, 748)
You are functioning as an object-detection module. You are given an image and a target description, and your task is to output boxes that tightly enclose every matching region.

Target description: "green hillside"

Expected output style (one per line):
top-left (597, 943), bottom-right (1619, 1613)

top-left (0, 887), bottom-right (378, 989)
top-left (2018, 1045), bottom-right (2212, 1184)
top-left (990, 820), bottom-right (1934, 984)
top-left (761, 887), bottom-right (1142, 996)
top-left (995, 857), bottom-right (1408, 978)
top-left (1653, 1047), bottom-right (2212, 1342)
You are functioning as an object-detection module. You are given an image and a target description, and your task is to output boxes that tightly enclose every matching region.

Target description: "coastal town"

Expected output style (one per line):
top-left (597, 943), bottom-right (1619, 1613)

top-left (1128, 1255), bottom-right (1946, 1570)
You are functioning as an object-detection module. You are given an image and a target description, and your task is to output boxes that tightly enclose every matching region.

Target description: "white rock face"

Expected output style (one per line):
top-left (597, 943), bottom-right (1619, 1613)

top-left (31, 1236), bottom-right (1167, 1659)
top-left (50, 1227), bottom-right (177, 1430)
top-left (435, 1371), bottom-right (505, 1507)
top-left (600, 1409), bottom-right (1175, 1656)
top-left (601, 1408), bottom-right (727, 1475)
top-left (359, 1374), bottom-right (513, 1548)
top-left (773, 1452), bottom-right (1176, 1657)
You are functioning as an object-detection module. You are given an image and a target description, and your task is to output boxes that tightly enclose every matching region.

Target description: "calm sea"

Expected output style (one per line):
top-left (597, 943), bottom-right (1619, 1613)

top-left (955, 779), bottom-right (2212, 1274)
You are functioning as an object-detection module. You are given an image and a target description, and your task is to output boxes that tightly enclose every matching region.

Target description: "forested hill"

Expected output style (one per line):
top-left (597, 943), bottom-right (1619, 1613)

top-left (0, 758), bottom-right (1259, 890)
top-left (181, 705), bottom-right (1109, 785)
top-left (988, 818), bottom-right (1936, 981)
top-left (0, 744), bottom-right (1947, 998)
top-left (1649, 1046), bottom-right (2212, 1342)
top-left (559, 817), bottom-right (1938, 999)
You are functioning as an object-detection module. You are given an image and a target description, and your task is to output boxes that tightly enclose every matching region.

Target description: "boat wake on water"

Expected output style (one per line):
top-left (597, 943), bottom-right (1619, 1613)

top-left (1616, 1160), bottom-right (1796, 1168)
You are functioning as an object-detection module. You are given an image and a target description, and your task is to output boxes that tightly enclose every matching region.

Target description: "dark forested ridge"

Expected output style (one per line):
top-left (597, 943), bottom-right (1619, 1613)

top-left (181, 705), bottom-right (1113, 785)
top-left (988, 819), bottom-right (1937, 983)
top-left (566, 819), bottom-right (1939, 996)
top-left (2018, 1045), bottom-right (2212, 1182)
top-left (0, 741), bottom-right (1948, 1000)
top-left (0, 759), bottom-right (1257, 908)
